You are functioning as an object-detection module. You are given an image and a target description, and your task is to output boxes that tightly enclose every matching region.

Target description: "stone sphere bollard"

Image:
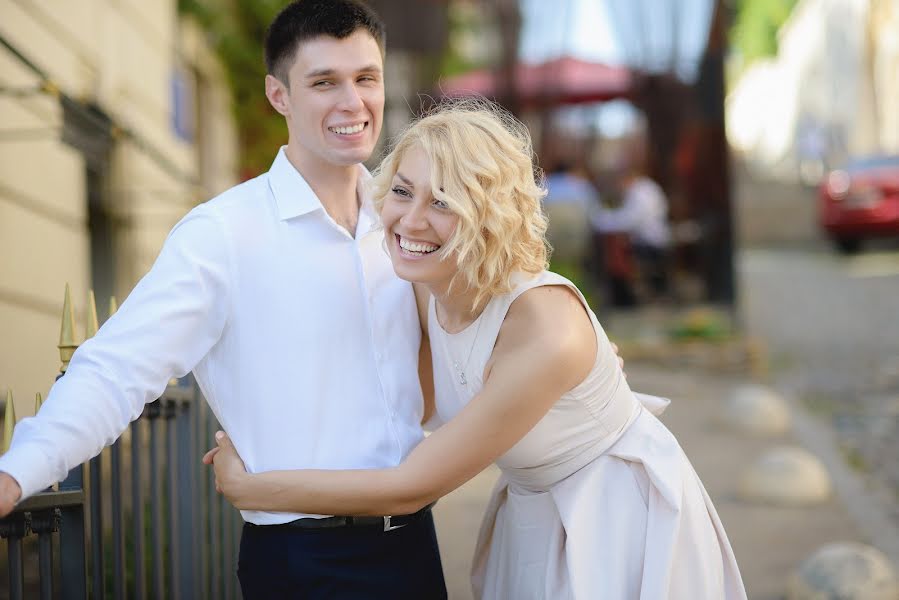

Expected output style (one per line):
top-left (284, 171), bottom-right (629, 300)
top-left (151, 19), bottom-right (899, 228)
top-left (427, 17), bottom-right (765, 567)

top-left (722, 384), bottom-right (791, 436)
top-left (739, 446), bottom-right (831, 506)
top-left (787, 542), bottom-right (899, 600)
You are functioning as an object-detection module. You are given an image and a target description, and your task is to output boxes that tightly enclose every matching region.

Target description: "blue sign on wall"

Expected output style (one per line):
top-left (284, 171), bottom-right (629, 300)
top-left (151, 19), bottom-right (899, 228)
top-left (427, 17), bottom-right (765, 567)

top-left (171, 68), bottom-right (195, 143)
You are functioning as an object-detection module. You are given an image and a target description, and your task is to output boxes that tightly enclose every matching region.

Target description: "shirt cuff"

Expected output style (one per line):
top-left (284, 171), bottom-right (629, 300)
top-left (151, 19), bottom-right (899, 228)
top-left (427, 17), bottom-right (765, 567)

top-left (0, 442), bottom-right (56, 500)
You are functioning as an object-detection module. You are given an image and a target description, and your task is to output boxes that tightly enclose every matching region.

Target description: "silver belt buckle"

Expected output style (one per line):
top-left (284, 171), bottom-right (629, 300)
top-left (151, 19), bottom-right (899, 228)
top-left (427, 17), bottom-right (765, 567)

top-left (383, 515), bottom-right (407, 532)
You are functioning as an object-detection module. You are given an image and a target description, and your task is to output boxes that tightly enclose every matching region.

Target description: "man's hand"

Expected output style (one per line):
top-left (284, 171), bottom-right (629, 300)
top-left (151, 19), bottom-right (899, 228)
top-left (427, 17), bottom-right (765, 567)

top-left (0, 472), bottom-right (23, 518)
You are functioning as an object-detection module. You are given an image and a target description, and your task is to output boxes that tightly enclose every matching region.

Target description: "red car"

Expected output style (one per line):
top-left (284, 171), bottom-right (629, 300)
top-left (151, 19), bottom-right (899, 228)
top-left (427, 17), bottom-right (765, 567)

top-left (820, 155), bottom-right (899, 253)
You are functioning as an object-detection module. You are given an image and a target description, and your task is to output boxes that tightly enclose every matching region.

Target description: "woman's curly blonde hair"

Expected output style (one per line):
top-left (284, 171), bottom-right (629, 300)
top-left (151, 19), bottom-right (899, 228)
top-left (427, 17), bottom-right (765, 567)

top-left (371, 98), bottom-right (550, 309)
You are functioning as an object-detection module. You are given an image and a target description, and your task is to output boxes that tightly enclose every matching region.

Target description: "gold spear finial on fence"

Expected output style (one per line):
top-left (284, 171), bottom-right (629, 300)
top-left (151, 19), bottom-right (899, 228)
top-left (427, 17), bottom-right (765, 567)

top-left (108, 296), bottom-right (119, 320)
top-left (59, 283), bottom-right (78, 373)
top-left (86, 290), bottom-right (99, 339)
top-left (34, 392), bottom-right (43, 415)
top-left (3, 390), bottom-right (15, 453)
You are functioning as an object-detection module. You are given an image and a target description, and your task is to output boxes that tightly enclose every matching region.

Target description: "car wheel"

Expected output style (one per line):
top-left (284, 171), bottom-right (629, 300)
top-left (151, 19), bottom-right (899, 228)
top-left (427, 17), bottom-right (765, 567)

top-left (834, 238), bottom-right (862, 254)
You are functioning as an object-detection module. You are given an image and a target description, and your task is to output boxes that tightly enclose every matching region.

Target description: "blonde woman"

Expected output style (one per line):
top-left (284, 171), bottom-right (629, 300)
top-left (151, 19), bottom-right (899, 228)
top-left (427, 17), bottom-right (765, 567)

top-left (205, 101), bottom-right (747, 599)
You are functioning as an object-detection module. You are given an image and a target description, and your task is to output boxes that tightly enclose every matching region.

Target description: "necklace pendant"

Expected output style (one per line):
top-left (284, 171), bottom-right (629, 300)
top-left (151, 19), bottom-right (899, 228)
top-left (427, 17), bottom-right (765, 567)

top-left (453, 361), bottom-right (467, 386)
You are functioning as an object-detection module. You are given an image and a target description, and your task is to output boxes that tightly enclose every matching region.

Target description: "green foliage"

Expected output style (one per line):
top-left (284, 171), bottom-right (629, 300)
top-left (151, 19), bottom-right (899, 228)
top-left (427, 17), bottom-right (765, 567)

top-left (440, 2), bottom-right (488, 78)
top-left (729, 0), bottom-right (799, 67)
top-left (179, 0), bottom-right (287, 178)
top-left (669, 308), bottom-right (732, 341)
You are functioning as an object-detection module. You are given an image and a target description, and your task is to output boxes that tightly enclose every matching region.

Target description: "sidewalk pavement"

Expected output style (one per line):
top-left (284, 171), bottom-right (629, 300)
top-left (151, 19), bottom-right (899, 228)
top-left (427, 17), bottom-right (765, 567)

top-left (432, 364), bottom-right (871, 600)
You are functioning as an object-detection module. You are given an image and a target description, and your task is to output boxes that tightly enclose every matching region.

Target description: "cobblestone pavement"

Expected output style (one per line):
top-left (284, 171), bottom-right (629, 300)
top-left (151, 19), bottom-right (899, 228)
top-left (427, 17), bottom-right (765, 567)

top-left (433, 364), bottom-right (872, 600)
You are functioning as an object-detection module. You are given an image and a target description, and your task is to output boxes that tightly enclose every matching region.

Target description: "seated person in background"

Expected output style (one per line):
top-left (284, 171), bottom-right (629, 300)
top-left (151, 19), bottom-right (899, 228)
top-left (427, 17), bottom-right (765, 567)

top-left (592, 164), bottom-right (671, 301)
top-left (543, 161), bottom-right (601, 267)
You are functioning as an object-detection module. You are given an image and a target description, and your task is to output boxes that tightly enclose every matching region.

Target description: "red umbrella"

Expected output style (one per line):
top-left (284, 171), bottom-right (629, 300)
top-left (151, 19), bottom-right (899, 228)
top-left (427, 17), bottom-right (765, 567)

top-left (437, 56), bottom-right (633, 106)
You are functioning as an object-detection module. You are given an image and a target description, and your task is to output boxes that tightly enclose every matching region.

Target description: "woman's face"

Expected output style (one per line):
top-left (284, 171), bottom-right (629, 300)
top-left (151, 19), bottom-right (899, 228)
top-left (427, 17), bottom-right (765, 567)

top-left (380, 144), bottom-right (460, 287)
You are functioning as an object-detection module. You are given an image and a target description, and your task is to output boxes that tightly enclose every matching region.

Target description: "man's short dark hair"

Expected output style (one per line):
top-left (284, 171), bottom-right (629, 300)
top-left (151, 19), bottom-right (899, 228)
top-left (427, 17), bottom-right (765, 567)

top-left (265, 0), bottom-right (386, 85)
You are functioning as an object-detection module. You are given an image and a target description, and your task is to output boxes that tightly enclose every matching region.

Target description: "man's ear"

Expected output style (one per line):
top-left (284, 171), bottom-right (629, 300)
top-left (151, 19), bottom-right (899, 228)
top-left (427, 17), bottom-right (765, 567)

top-left (265, 74), bottom-right (290, 117)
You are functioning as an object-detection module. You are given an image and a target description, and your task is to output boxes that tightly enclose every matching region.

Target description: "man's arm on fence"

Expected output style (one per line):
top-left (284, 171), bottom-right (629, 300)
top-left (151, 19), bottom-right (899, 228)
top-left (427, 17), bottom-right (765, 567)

top-left (0, 206), bottom-right (232, 512)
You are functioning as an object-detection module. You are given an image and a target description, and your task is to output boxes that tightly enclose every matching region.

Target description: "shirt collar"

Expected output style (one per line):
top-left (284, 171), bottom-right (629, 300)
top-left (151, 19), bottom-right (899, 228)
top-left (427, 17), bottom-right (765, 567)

top-left (268, 147), bottom-right (377, 232)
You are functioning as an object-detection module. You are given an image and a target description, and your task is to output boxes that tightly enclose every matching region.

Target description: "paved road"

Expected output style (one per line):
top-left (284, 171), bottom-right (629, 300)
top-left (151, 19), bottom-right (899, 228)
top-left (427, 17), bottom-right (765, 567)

top-left (739, 242), bottom-right (899, 557)
top-left (738, 244), bottom-right (899, 390)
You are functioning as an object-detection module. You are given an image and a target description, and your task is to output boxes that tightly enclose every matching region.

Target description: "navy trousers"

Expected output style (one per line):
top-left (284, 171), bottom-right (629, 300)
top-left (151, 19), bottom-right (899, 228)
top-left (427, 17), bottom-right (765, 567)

top-left (237, 512), bottom-right (447, 599)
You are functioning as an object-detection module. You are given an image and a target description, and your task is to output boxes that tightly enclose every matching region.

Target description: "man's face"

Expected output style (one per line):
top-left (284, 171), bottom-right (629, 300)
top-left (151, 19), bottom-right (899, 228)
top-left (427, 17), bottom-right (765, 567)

top-left (272, 30), bottom-right (385, 170)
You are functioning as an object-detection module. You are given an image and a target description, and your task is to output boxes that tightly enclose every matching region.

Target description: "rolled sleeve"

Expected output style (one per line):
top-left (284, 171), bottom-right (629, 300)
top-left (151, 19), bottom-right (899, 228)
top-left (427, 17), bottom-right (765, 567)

top-left (0, 206), bottom-right (232, 499)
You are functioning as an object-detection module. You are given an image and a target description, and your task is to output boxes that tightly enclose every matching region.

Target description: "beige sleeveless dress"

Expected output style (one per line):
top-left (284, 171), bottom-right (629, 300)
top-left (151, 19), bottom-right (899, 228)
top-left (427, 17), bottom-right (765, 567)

top-left (428, 271), bottom-right (746, 599)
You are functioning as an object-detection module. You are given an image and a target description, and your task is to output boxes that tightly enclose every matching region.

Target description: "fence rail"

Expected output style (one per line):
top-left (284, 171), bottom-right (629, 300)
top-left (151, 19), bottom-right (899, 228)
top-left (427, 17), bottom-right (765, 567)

top-left (0, 286), bottom-right (242, 599)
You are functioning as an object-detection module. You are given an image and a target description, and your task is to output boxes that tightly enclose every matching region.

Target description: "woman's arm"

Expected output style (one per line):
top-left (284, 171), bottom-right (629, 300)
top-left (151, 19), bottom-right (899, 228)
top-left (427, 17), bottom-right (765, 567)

top-left (213, 285), bottom-right (597, 516)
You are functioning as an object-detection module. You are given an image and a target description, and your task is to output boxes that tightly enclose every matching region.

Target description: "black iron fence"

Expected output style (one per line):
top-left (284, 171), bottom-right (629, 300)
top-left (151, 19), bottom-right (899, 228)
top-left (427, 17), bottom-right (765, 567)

top-left (0, 287), bottom-right (242, 599)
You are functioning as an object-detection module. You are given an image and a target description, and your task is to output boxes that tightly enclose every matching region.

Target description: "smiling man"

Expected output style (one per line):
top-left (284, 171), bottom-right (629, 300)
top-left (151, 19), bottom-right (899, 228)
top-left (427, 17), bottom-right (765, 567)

top-left (0, 2), bottom-right (447, 598)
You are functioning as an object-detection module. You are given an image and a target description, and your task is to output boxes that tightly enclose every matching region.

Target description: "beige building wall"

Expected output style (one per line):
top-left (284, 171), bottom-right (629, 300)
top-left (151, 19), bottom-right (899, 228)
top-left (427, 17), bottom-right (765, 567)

top-left (0, 1), bottom-right (238, 420)
top-left (870, 0), bottom-right (899, 152)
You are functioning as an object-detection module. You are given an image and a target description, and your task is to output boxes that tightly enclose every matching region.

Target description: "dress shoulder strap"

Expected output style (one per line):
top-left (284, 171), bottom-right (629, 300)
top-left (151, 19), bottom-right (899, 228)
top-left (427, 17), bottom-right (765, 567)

top-left (504, 271), bottom-right (590, 313)
top-left (476, 271), bottom-right (591, 346)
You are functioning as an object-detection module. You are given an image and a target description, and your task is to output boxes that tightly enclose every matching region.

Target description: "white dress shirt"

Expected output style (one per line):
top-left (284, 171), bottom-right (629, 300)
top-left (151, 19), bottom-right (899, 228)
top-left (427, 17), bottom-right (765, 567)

top-left (0, 148), bottom-right (425, 524)
top-left (592, 176), bottom-right (671, 248)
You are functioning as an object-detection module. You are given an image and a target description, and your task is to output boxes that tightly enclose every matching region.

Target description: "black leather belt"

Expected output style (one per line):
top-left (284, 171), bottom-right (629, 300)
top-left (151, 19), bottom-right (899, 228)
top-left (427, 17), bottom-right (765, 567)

top-left (278, 503), bottom-right (434, 532)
